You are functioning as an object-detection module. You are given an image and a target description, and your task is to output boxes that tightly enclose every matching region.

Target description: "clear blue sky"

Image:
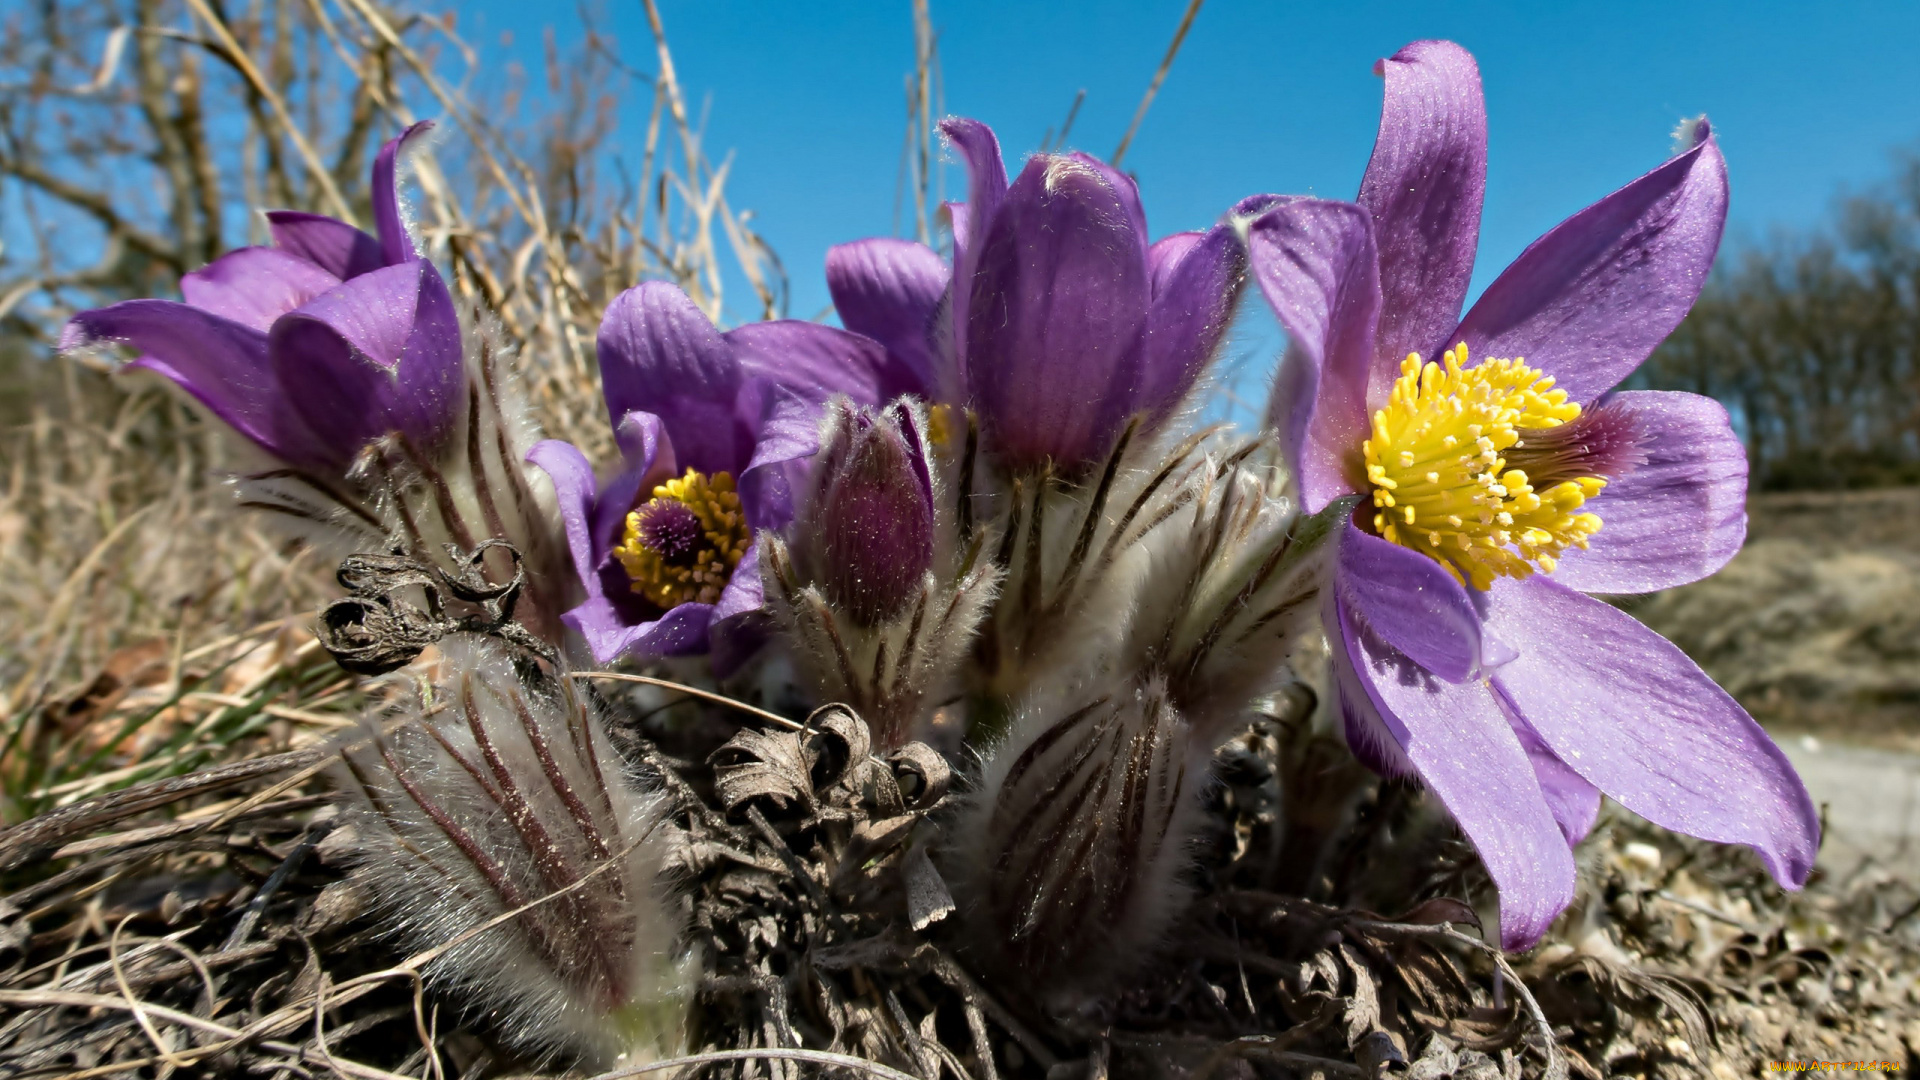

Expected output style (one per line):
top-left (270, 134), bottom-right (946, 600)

top-left (465, 0), bottom-right (1920, 415)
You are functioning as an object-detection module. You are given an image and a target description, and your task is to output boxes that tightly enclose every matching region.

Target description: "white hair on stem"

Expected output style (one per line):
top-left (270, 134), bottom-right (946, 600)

top-left (331, 636), bottom-right (693, 1068)
top-left (944, 675), bottom-right (1210, 1009)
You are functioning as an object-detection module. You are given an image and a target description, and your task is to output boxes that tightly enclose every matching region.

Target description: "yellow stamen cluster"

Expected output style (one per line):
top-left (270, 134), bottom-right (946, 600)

top-left (612, 469), bottom-right (750, 609)
top-left (925, 402), bottom-right (954, 450)
top-left (1363, 344), bottom-right (1606, 591)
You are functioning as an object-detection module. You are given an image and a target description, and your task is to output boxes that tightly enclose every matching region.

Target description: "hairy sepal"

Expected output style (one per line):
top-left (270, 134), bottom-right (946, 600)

top-left (764, 536), bottom-right (1001, 749)
top-left (943, 676), bottom-right (1209, 1008)
top-left (330, 636), bottom-right (693, 1068)
top-left (238, 309), bottom-right (570, 642)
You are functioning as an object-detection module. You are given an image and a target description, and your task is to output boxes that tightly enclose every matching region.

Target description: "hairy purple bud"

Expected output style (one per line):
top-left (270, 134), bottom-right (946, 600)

top-left (816, 403), bottom-right (936, 625)
top-left (332, 638), bottom-right (692, 1067)
top-left (768, 397), bottom-right (1000, 748)
top-left (944, 678), bottom-right (1207, 1005)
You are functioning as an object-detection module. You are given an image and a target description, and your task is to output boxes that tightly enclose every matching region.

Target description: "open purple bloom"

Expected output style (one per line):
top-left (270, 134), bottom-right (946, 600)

top-left (529, 282), bottom-right (904, 665)
top-left (826, 118), bottom-right (1248, 473)
top-left (1248, 40), bottom-right (1817, 949)
top-left (62, 122), bottom-right (461, 473)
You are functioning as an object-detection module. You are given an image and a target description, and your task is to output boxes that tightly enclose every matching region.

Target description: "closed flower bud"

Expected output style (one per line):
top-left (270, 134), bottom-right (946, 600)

top-left (332, 638), bottom-right (693, 1068)
top-left (813, 401), bottom-right (936, 625)
top-left (767, 398), bottom-right (1000, 748)
top-left (944, 677), bottom-right (1208, 1007)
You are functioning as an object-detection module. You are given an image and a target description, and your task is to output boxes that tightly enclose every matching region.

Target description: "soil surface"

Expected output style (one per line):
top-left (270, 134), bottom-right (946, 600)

top-left (1629, 485), bottom-right (1920, 749)
top-left (1785, 736), bottom-right (1920, 877)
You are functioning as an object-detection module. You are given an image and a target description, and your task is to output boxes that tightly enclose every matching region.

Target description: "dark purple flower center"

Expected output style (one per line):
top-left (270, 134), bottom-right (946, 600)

top-left (633, 498), bottom-right (704, 564)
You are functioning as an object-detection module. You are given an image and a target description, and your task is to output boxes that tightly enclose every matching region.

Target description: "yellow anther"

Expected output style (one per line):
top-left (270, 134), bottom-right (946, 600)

top-left (926, 403), bottom-right (954, 449)
top-left (612, 469), bottom-right (751, 609)
top-left (1360, 343), bottom-right (1606, 590)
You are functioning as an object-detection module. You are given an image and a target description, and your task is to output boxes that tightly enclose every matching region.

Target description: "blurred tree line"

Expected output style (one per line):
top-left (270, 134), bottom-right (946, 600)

top-left (1636, 152), bottom-right (1920, 491)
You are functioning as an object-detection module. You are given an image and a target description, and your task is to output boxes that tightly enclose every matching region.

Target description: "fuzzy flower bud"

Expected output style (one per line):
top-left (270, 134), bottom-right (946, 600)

top-left (944, 677), bottom-right (1207, 1007)
top-left (767, 398), bottom-right (999, 748)
top-left (813, 401), bottom-right (936, 625)
top-left (332, 638), bottom-right (692, 1067)
top-left (945, 438), bottom-right (1329, 1008)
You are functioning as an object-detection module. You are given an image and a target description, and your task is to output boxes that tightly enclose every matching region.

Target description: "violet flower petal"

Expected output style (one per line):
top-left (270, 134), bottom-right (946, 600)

top-left (1485, 574), bottom-right (1818, 889)
top-left (1333, 594), bottom-right (1577, 950)
top-left (265, 212), bottom-right (385, 280)
top-left (966, 154), bottom-right (1151, 471)
top-left (1064, 152), bottom-right (1150, 248)
top-left (526, 438), bottom-right (606, 603)
top-left (1138, 221), bottom-right (1247, 429)
top-left (1453, 126), bottom-right (1728, 404)
top-left (566, 595), bottom-right (716, 663)
top-left (708, 537), bottom-right (773, 676)
top-left (713, 536), bottom-right (767, 627)
top-left (737, 385), bottom-right (825, 532)
top-left (1324, 595), bottom-right (1417, 780)
top-left (529, 437), bottom-right (716, 664)
top-left (180, 247), bottom-right (341, 331)
top-left (939, 117), bottom-right (1009, 381)
top-left (268, 258), bottom-right (463, 459)
top-left (1357, 40), bottom-right (1486, 380)
top-left (62, 300), bottom-right (313, 464)
top-left (1247, 198), bottom-right (1381, 510)
top-left (371, 120), bottom-right (434, 267)
top-left (725, 320), bottom-right (896, 405)
top-left (1147, 232), bottom-right (1206, 297)
top-left (597, 282), bottom-right (750, 476)
top-left (1510, 714), bottom-right (1603, 845)
top-left (1551, 390), bottom-right (1748, 595)
top-left (826, 237), bottom-right (948, 398)
top-left (1334, 518), bottom-right (1484, 682)
top-left (591, 410), bottom-right (675, 563)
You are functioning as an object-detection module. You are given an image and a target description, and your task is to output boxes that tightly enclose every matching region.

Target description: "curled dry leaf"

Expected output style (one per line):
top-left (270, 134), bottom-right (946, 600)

top-left (712, 726), bottom-right (817, 814)
top-left (886, 742), bottom-right (951, 812)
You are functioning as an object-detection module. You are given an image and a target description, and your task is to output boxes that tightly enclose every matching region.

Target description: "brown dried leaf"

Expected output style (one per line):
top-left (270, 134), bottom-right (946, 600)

top-left (804, 704), bottom-right (871, 797)
top-left (1338, 943), bottom-right (1381, 1047)
top-left (711, 727), bottom-right (814, 813)
top-left (886, 742), bottom-right (951, 812)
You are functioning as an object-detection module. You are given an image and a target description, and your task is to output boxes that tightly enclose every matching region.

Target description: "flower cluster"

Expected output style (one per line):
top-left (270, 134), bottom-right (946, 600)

top-left (59, 36), bottom-right (1818, 1060)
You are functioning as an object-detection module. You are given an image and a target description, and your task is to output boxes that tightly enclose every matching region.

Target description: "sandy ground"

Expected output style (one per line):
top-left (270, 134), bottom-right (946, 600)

top-left (1784, 735), bottom-right (1920, 878)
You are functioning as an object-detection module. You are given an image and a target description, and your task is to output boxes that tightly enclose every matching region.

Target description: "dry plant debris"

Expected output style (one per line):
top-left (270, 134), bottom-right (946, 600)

top-left (4, 673), bottom-right (1916, 1080)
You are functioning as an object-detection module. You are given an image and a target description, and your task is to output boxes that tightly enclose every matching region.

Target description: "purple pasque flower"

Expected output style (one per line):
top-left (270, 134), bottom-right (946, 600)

top-left (799, 399), bottom-right (936, 626)
top-left (1248, 40), bottom-right (1817, 949)
top-left (62, 122), bottom-right (461, 474)
top-left (825, 118), bottom-right (1248, 474)
top-left (529, 281), bottom-right (911, 665)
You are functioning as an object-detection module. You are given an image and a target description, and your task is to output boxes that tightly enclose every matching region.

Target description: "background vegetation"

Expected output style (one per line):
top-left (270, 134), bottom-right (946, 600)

top-left (1637, 151), bottom-right (1920, 490)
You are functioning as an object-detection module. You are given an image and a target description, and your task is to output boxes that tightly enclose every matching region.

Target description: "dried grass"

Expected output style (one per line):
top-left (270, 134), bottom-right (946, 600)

top-left (0, 0), bottom-right (782, 820)
top-left (4, 3), bottom-right (1919, 1077)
